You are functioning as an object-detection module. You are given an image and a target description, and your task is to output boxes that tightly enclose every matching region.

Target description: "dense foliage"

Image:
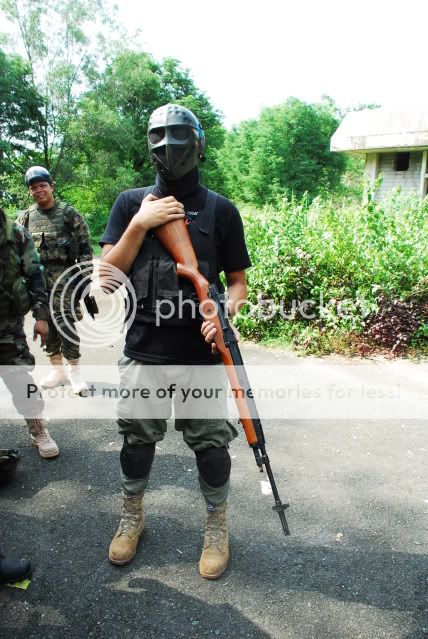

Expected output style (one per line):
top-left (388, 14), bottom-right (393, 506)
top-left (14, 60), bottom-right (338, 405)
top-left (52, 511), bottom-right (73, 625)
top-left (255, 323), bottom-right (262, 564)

top-left (236, 189), bottom-right (427, 355)
top-left (218, 98), bottom-right (346, 205)
top-left (0, 49), bottom-right (44, 182)
top-left (61, 52), bottom-right (225, 240)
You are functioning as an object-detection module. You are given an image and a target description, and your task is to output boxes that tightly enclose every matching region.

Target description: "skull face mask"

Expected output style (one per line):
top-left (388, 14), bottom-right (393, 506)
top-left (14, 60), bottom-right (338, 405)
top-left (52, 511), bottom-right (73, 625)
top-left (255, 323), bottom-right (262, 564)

top-left (148, 104), bottom-right (205, 180)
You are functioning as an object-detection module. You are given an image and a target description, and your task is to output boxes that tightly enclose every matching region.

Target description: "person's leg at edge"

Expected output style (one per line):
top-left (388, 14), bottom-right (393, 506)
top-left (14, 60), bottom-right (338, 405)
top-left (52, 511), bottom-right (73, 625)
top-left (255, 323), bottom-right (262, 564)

top-left (1, 335), bottom-right (59, 458)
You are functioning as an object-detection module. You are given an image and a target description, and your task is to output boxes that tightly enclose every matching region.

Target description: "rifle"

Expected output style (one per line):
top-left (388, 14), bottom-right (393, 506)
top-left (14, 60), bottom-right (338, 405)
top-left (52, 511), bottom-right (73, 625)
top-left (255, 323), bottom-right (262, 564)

top-left (155, 219), bottom-right (290, 536)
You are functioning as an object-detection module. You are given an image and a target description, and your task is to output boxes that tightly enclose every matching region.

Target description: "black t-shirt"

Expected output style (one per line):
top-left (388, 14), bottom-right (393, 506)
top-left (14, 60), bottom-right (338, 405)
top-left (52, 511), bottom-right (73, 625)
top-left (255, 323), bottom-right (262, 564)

top-left (100, 169), bottom-right (251, 364)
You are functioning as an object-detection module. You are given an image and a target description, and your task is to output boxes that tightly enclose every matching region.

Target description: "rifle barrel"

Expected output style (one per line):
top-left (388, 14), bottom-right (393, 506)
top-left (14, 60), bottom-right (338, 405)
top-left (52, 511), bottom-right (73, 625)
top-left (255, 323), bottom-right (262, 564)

top-left (154, 219), bottom-right (291, 536)
top-left (209, 285), bottom-right (291, 536)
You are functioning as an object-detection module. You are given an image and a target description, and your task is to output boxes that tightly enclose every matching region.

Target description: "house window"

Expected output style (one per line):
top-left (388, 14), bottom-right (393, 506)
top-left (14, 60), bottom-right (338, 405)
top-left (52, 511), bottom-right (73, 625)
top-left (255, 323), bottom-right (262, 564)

top-left (394, 152), bottom-right (410, 171)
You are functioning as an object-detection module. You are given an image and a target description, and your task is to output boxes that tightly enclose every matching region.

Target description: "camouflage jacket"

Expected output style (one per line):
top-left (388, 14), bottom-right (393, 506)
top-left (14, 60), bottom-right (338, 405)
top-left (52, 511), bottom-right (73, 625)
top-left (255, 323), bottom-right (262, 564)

top-left (0, 219), bottom-right (49, 336)
top-left (17, 201), bottom-right (93, 291)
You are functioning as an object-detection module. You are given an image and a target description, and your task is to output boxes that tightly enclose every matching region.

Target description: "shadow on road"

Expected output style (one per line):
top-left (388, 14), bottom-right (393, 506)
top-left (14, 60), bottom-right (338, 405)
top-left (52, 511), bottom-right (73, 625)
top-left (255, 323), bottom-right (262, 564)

top-left (1, 419), bottom-right (427, 639)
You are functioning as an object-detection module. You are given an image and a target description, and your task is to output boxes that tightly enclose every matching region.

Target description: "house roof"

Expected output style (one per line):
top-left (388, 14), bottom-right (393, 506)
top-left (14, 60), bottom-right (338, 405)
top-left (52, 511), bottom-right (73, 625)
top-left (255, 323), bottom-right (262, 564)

top-left (331, 109), bottom-right (428, 153)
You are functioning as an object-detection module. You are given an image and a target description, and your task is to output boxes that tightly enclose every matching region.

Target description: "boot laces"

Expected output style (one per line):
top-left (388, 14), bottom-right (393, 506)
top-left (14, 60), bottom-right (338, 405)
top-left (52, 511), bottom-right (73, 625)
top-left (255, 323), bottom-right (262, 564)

top-left (205, 511), bottom-right (227, 551)
top-left (35, 429), bottom-right (50, 443)
top-left (117, 499), bottom-right (141, 536)
top-left (30, 420), bottom-right (49, 438)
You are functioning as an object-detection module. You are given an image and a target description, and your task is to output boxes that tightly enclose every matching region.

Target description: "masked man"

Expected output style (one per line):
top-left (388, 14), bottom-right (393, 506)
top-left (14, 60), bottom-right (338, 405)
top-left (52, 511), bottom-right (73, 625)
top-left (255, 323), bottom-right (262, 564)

top-left (101, 104), bottom-right (251, 579)
top-left (17, 167), bottom-right (93, 395)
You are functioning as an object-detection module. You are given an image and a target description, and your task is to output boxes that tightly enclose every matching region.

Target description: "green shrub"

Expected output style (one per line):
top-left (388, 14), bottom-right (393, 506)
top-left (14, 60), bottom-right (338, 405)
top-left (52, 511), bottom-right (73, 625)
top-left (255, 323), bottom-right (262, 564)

top-left (237, 189), bottom-right (428, 354)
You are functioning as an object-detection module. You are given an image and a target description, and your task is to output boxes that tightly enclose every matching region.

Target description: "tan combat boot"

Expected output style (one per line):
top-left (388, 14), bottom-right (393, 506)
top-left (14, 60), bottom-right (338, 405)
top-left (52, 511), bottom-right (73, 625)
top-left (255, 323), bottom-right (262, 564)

top-left (66, 358), bottom-right (88, 396)
top-left (40, 354), bottom-right (67, 389)
top-left (199, 503), bottom-right (229, 580)
top-left (27, 418), bottom-right (59, 459)
top-left (109, 492), bottom-right (144, 565)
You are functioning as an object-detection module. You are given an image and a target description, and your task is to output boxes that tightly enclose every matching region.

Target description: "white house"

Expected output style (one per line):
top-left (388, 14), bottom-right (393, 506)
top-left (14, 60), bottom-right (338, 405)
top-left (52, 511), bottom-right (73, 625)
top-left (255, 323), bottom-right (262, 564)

top-left (331, 109), bottom-right (428, 200)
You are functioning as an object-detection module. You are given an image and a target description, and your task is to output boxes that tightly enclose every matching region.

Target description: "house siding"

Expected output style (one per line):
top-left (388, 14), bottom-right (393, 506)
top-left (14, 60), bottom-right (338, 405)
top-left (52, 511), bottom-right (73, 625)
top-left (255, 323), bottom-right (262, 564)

top-left (376, 151), bottom-right (422, 200)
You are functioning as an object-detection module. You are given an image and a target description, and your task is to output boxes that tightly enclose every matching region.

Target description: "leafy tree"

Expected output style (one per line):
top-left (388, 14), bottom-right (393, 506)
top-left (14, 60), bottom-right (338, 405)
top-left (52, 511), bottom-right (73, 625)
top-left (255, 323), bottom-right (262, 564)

top-left (0, 48), bottom-right (45, 204)
top-left (0, 0), bottom-right (117, 177)
top-left (218, 97), bottom-right (346, 206)
top-left (77, 52), bottom-right (225, 187)
top-left (217, 119), bottom-right (258, 202)
top-left (62, 51), bottom-right (225, 241)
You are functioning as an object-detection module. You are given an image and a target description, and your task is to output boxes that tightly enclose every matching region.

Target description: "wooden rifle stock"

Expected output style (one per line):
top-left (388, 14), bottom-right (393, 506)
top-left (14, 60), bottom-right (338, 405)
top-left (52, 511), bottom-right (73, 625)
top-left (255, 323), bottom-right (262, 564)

top-left (155, 219), bottom-right (257, 441)
top-left (155, 218), bottom-right (290, 536)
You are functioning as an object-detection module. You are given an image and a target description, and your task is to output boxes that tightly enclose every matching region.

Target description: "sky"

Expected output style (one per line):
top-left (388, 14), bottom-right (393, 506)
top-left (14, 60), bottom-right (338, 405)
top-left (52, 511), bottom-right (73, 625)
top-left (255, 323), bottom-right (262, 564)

top-left (115, 0), bottom-right (428, 128)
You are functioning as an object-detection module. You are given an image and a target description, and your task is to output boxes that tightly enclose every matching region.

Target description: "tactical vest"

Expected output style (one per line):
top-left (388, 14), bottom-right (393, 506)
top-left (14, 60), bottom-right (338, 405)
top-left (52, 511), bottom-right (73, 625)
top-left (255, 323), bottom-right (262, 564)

top-left (0, 218), bottom-right (31, 320)
top-left (131, 186), bottom-right (222, 326)
top-left (21, 201), bottom-right (76, 267)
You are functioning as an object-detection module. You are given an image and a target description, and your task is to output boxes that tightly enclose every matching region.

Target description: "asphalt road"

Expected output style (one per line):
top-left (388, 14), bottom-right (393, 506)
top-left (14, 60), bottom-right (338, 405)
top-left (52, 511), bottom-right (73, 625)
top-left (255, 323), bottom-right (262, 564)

top-left (1, 332), bottom-right (427, 639)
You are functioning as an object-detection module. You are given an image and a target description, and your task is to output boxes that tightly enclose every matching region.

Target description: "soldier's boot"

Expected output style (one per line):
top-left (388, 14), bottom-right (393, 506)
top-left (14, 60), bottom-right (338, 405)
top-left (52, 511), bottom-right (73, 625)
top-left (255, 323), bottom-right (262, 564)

top-left (0, 555), bottom-right (32, 585)
top-left (26, 418), bottom-right (59, 459)
top-left (199, 502), bottom-right (229, 580)
top-left (40, 354), bottom-right (67, 389)
top-left (66, 358), bottom-right (88, 396)
top-left (0, 449), bottom-right (20, 485)
top-left (109, 492), bottom-right (144, 565)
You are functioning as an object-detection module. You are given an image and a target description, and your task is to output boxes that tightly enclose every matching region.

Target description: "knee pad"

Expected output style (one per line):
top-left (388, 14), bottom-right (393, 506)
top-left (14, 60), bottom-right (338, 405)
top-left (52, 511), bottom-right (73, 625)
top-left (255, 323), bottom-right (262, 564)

top-left (195, 446), bottom-right (231, 487)
top-left (120, 438), bottom-right (155, 479)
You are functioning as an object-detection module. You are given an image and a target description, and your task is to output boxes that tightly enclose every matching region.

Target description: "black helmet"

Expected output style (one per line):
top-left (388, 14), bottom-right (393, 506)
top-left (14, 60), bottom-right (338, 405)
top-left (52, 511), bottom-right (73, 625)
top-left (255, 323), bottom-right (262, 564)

top-left (25, 166), bottom-right (53, 187)
top-left (0, 449), bottom-right (20, 486)
top-left (147, 104), bottom-right (205, 180)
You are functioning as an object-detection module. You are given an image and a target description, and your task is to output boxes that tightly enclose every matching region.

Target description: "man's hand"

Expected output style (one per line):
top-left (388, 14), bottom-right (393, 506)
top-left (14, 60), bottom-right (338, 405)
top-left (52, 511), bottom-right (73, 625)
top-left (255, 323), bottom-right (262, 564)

top-left (132, 194), bottom-right (185, 232)
top-left (101, 194), bottom-right (185, 278)
top-left (201, 319), bottom-right (240, 354)
top-left (33, 320), bottom-right (49, 345)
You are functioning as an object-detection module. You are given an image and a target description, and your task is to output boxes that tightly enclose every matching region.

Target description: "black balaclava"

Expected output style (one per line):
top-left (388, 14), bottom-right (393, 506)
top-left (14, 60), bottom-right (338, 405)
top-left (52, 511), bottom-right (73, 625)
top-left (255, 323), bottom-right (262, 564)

top-left (154, 166), bottom-right (200, 199)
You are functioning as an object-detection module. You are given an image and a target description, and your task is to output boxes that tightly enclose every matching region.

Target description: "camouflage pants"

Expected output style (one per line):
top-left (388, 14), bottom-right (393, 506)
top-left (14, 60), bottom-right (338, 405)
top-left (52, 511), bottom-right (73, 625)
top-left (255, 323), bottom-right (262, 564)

top-left (45, 312), bottom-right (80, 361)
top-left (0, 326), bottom-right (45, 419)
top-left (43, 281), bottom-right (83, 360)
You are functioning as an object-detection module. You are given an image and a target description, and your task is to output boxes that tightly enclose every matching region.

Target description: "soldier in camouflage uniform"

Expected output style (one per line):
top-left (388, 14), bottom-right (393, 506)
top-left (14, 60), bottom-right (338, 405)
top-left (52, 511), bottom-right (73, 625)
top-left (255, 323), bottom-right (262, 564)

top-left (0, 207), bottom-right (59, 458)
top-left (18, 167), bottom-right (93, 395)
